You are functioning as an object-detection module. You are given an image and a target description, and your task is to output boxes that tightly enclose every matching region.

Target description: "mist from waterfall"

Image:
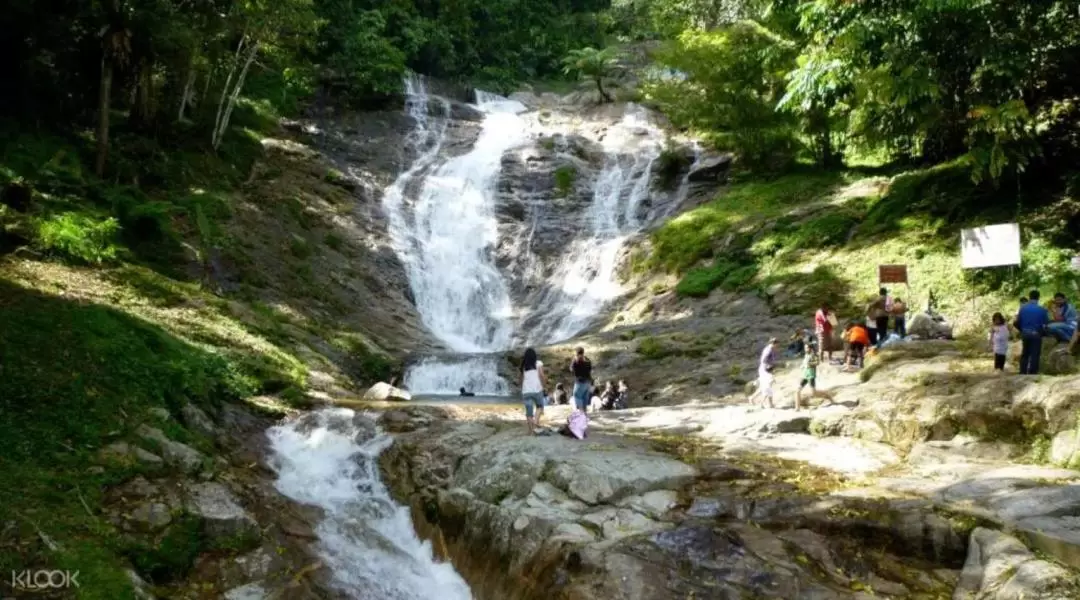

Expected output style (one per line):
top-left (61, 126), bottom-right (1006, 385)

top-left (527, 105), bottom-right (666, 344)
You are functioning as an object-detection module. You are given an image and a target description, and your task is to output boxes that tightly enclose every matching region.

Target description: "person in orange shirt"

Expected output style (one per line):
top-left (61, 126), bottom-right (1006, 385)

top-left (843, 321), bottom-right (870, 369)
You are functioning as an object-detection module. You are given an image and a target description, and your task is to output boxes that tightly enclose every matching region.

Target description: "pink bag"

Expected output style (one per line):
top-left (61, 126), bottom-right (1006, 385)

top-left (567, 410), bottom-right (588, 439)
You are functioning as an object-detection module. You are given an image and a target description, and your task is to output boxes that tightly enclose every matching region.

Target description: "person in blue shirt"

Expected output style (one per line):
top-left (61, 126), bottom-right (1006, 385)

top-left (1047, 292), bottom-right (1078, 344)
top-left (1014, 290), bottom-right (1050, 374)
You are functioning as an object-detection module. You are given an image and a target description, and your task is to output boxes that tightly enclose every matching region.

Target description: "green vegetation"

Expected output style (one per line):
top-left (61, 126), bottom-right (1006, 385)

top-left (561, 46), bottom-right (620, 103)
top-left (554, 165), bottom-right (577, 197)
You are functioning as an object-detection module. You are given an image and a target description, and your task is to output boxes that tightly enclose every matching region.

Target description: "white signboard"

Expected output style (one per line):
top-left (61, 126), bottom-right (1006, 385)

top-left (1071, 256), bottom-right (1080, 272)
top-left (960, 223), bottom-right (1021, 269)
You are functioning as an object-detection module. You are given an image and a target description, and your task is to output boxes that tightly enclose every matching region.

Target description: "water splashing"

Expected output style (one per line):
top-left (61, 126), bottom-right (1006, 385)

top-left (383, 84), bottom-right (529, 354)
top-left (267, 408), bottom-right (472, 599)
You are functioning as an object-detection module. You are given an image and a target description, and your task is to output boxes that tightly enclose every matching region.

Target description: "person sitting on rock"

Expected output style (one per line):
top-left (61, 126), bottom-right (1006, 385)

top-left (1048, 292), bottom-right (1078, 344)
top-left (600, 381), bottom-right (619, 410)
top-left (552, 382), bottom-right (569, 405)
top-left (615, 380), bottom-right (629, 410)
top-left (843, 321), bottom-right (870, 369)
top-left (589, 385), bottom-right (603, 413)
top-left (458, 387), bottom-right (475, 397)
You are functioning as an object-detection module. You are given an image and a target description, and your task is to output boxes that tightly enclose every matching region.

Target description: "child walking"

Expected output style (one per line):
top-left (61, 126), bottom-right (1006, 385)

top-left (990, 312), bottom-right (1009, 372)
top-left (795, 339), bottom-right (820, 411)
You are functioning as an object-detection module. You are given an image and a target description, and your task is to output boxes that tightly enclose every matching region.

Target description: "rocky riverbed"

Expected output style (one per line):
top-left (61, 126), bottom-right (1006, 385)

top-left (371, 343), bottom-right (1080, 600)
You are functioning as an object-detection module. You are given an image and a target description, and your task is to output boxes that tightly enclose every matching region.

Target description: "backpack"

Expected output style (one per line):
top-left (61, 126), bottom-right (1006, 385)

top-left (571, 357), bottom-right (592, 382)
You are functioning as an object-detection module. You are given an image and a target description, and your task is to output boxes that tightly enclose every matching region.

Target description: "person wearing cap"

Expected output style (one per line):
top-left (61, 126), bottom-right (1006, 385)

top-left (748, 337), bottom-right (779, 408)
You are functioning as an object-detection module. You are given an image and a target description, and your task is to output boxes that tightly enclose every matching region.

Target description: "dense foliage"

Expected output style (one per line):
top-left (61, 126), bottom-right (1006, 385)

top-left (635, 0), bottom-right (1080, 182)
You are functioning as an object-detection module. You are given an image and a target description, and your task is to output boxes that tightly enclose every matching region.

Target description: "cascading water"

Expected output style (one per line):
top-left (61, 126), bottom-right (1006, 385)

top-left (267, 408), bottom-right (473, 598)
top-left (527, 105), bottom-right (666, 343)
top-left (384, 80), bottom-right (529, 393)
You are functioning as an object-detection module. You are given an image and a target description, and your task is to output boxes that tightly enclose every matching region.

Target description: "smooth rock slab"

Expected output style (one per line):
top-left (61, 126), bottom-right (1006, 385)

top-left (953, 528), bottom-right (1080, 599)
top-left (545, 451), bottom-right (696, 504)
top-left (184, 482), bottom-right (259, 545)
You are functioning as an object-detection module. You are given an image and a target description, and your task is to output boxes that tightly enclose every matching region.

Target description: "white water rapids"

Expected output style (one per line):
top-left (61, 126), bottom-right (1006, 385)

top-left (268, 409), bottom-right (473, 599)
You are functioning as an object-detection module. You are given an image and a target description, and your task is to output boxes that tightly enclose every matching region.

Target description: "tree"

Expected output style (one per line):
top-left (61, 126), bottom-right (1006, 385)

top-left (562, 46), bottom-right (619, 103)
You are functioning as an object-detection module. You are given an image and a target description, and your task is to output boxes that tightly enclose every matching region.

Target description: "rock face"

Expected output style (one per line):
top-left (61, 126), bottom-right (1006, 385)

top-left (363, 381), bottom-right (412, 402)
top-left (378, 408), bottom-right (969, 599)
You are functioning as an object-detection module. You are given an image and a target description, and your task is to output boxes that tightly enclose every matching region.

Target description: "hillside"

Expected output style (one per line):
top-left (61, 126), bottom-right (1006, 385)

top-left (533, 162), bottom-right (1080, 406)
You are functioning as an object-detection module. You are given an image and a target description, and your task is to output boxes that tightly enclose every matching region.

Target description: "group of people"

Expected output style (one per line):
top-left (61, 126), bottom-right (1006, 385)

top-left (811, 288), bottom-right (910, 371)
top-left (518, 346), bottom-right (629, 436)
top-left (991, 290), bottom-right (1077, 374)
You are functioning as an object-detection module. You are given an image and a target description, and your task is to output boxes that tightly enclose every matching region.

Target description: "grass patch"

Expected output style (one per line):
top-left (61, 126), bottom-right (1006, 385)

top-left (0, 278), bottom-right (260, 596)
top-left (646, 161), bottom-right (1079, 332)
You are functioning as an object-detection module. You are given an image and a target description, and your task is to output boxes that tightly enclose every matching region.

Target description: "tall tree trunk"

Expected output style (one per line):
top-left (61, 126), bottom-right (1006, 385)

top-left (213, 41), bottom-right (258, 150)
top-left (212, 36), bottom-right (246, 148)
top-left (95, 57), bottom-right (113, 176)
top-left (178, 54), bottom-right (197, 122)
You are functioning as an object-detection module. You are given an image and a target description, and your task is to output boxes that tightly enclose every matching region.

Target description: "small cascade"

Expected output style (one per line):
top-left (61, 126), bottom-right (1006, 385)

top-left (267, 409), bottom-right (473, 599)
top-left (527, 105), bottom-right (666, 343)
top-left (403, 355), bottom-right (511, 395)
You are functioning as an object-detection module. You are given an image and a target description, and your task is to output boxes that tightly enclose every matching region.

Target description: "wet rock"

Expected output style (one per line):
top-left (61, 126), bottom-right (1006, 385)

top-left (136, 425), bottom-right (205, 473)
top-left (686, 154), bottom-right (732, 182)
top-left (542, 449), bottom-right (696, 505)
top-left (581, 507), bottom-right (670, 541)
top-left (362, 381), bottom-right (411, 402)
top-left (184, 482), bottom-right (260, 546)
top-left (181, 402), bottom-right (216, 438)
top-left (448, 101), bottom-right (484, 122)
top-left (954, 528), bottom-right (1080, 599)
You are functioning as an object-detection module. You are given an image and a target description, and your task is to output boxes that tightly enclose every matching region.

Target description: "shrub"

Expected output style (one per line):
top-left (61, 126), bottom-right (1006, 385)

top-left (35, 212), bottom-right (121, 264)
top-left (676, 256), bottom-right (758, 298)
top-left (324, 232), bottom-right (345, 251)
top-left (554, 165), bottom-right (576, 197)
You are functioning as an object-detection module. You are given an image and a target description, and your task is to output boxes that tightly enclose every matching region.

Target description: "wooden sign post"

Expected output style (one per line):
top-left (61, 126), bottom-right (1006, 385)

top-left (878, 264), bottom-right (908, 284)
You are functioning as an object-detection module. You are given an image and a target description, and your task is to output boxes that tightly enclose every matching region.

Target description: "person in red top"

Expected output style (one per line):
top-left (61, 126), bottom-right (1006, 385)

top-left (814, 303), bottom-right (836, 363)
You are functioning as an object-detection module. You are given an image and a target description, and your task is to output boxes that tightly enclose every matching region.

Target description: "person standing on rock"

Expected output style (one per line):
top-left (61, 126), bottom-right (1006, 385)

top-left (1015, 291), bottom-right (1050, 375)
top-left (814, 303), bottom-right (836, 363)
top-left (569, 347), bottom-right (593, 412)
top-left (748, 337), bottom-right (779, 409)
top-left (519, 348), bottom-right (548, 434)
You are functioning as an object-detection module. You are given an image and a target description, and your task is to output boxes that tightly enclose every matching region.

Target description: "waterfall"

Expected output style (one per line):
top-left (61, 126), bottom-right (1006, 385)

top-left (267, 408), bottom-right (472, 599)
top-left (384, 79), bottom-right (528, 393)
top-left (528, 105), bottom-right (665, 343)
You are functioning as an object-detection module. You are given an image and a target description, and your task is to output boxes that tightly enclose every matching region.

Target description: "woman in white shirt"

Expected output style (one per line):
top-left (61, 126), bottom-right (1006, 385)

top-left (519, 348), bottom-right (548, 434)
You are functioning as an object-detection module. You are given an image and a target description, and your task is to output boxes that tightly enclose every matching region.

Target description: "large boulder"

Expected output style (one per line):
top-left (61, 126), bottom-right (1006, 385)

top-left (907, 312), bottom-right (953, 339)
top-left (184, 482), bottom-right (260, 547)
top-left (362, 382), bottom-right (411, 402)
top-left (686, 154), bottom-right (732, 182)
top-left (135, 425), bottom-right (205, 473)
top-left (953, 528), bottom-right (1080, 599)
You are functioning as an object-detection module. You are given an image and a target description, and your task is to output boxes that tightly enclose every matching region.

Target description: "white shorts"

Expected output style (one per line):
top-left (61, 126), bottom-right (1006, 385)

top-left (758, 370), bottom-right (774, 397)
